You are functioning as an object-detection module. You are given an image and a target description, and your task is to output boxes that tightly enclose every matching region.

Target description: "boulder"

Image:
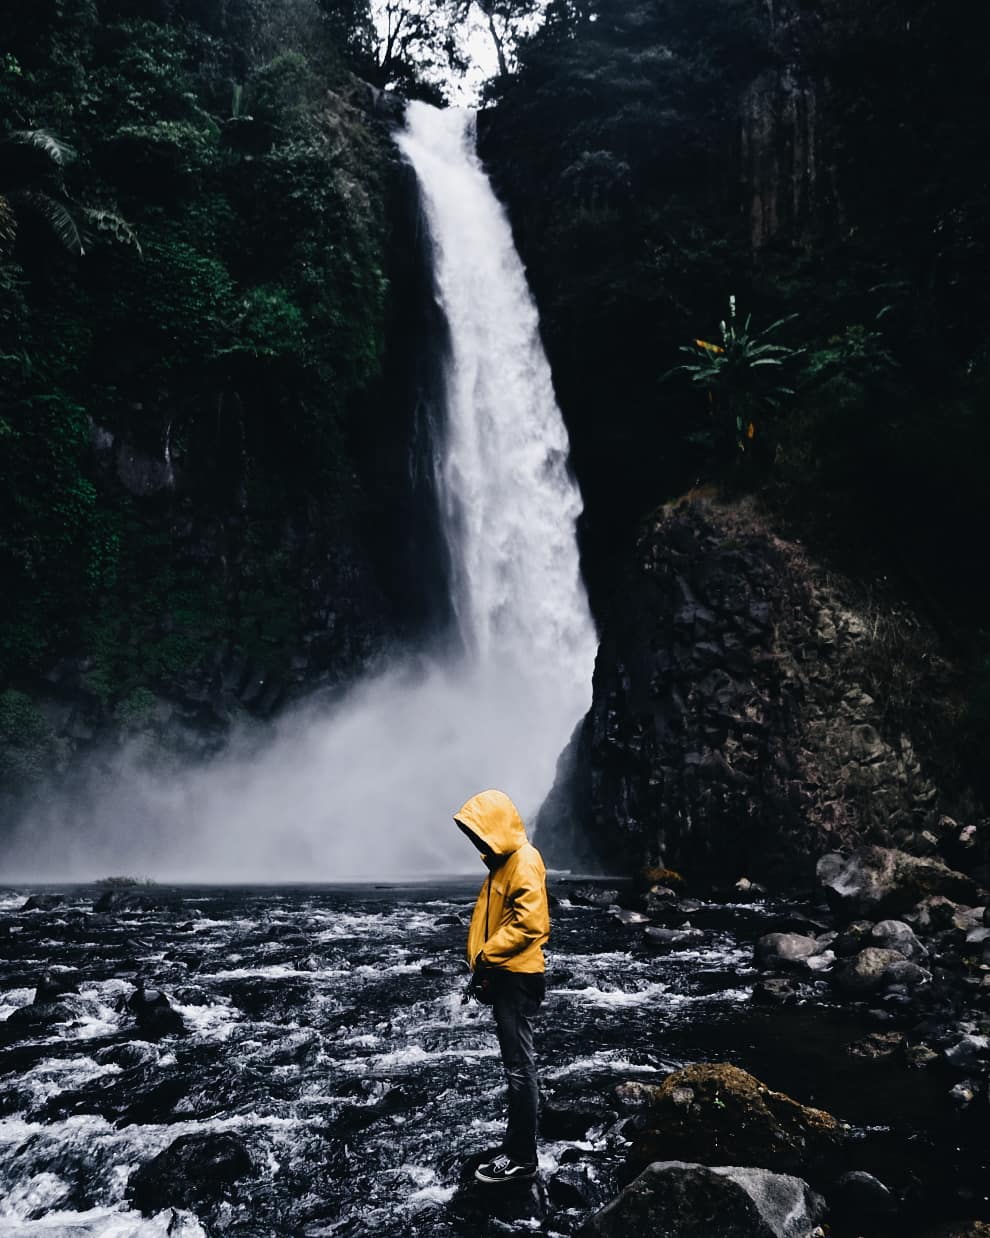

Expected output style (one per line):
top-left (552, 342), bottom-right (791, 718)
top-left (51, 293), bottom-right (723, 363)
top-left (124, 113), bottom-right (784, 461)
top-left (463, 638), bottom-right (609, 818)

top-left (624, 1063), bottom-right (842, 1177)
top-left (830, 1170), bottom-right (896, 1219)
top-left (943, 1034), bottom-right (989, 1073)
top-left (6, 1000), bottom-right (75, 1028)
top-left (129, 1132), bottom-right (253, 1214)
top-left (817, 848), bottom-right (976, 919)
top-left (548, 1163), bottom-right (612, 1210)
top-left (577, 1161), bottom-right (826, 1238)
top-left (754, 933), bottom-right (820, 970)
top-left (21, 893), bottom-right (65, 911)
top-left (831, 920), bottom-right (874, 956)
top-left (752, 978), bottom-right (801, 1005)
top-left (832, 947), bottom-right (912, 995)
top-left (845, 1031), bottom-right (904, 1060)
top-left (126, 986), bottom-right (186, 1038)
top-left (95, 888), bottom-right (170, 913)
top-left (868, 919), bottom-right (928, 960)
top-left (568, 885), bottom-right (622, 909)
top-left (94, 1041), bottom-right (159, 1069)
top-left (644, 926), bottom-right (704, 949)
top-left (33, 971), bottom-right (79, 1003)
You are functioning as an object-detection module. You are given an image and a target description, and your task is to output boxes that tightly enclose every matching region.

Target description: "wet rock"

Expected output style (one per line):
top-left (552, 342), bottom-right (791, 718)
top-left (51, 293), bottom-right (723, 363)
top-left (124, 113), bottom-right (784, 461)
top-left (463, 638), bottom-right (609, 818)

top-left (831, 1170), bottom-right (896, 1219)
top-left (569, 885), bottom-right (622, 909)
top-left (755, 933), bottom-right (820, 970)
top-left (907, 896), bottom-right (960, 932)
top-left (94, 1041), bottom-right (159, 1069)
top-left (549, 1162), bottom-right (612, 1210)
top-left (248, 1029), bottom-right (321, 1067)
top-left (612, 908), bottom-right (651, 925)
top-left (6, 1000), bottom-right (76, 1027)
top-left (753, 978), bottom-right (801, 1005)
top-left (642, 885), bottom-right (680, 914)
top-left (94, 888), bottom-right (170, 913)
top-left (644, 926), bottom-right (704, 949)
top-left (944, 1034), bottom-right (989, 1073)
top-left (542, 1092), bottom-right (617, 1140)
top-left (869, 919), bottom-right (928, 960)
top-left (614, 1080), bottom-right (664, 1109)
top-left (33, 971), bottom-right (79, 1003)
top-left (450, 1152), bottom-right (549, 1226)
top-left (21, 894), bottom-right (65, 911)
top-left (434, 913), bottom-right (464, 925)
top-left (419, 958), bottom-right (463, 977)
top-left (949, 1080), bottom-right (978, 1108)
top-left (846, 1031), bottom-right (904, 1059)
top-left (903, 1042), bottom-right (940, 1069)
top-left (817, 848), bottom-right (976, 920)
top-left (128, 1132), bottom-right (254, 1214)
top-left (577, 1161), bottom-right (826, 1238)
top-left (624, 1063), bottom-right (843, 1177)
top-left (832, 920), bottom-right (875, 956)
top-left (126, 986), bottom-right (186, 1038)
top-left (734, 877), bottom-right (768, 901)
top-left (833, 947), bottom-right (911, 995)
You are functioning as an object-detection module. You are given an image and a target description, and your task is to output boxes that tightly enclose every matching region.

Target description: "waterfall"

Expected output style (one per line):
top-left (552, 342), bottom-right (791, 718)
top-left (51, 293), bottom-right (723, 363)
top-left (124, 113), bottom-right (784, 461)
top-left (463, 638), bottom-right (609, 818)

top-left (5, 104), bottom-right (596, 881)
top-left (396, 104), bottom-right (593, 674)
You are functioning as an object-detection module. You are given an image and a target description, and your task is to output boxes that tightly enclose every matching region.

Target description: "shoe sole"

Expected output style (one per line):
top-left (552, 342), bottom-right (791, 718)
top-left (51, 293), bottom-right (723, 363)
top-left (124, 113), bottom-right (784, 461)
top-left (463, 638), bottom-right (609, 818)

top-left (474, 1168), bottom-right (537, 1185)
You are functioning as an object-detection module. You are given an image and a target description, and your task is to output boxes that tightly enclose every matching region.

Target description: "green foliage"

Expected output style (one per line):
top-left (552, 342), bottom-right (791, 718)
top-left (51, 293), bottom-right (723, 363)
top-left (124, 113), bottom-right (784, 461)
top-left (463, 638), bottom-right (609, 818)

top-left (0, 689), bottom-right (60, 785)
top-left (0, 0), bottom-right (393, 725)
top-left (666, 296), bottom-right (802, 466)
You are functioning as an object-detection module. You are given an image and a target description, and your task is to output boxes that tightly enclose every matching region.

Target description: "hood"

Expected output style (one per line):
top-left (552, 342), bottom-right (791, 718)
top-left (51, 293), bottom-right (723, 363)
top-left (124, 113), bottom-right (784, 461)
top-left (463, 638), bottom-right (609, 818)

top-left (454, 789), bottom-right (528, 858)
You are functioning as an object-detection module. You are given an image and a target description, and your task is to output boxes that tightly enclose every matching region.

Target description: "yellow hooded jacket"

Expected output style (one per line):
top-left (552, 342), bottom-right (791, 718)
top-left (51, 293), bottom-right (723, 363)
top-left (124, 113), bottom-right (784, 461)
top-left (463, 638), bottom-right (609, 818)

top-left (455, 789), bottom-right (549, 974)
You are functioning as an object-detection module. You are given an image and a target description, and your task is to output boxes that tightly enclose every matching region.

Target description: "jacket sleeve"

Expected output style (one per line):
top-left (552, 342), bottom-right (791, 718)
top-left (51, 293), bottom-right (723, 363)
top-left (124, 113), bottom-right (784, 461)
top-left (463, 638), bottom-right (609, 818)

top-left (480, 855), bottom-right (548, 966)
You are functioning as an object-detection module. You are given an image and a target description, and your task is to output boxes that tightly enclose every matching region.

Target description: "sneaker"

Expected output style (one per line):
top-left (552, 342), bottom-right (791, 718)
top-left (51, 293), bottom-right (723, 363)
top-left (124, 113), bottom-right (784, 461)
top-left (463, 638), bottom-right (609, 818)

top-left (474, 1153), bottom-right (538, 1185)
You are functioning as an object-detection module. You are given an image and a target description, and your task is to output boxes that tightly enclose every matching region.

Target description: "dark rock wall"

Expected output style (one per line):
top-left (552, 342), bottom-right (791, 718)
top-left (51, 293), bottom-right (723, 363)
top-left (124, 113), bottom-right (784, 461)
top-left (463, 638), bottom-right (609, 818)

top-left (538, 496), bottom-right (977, 886)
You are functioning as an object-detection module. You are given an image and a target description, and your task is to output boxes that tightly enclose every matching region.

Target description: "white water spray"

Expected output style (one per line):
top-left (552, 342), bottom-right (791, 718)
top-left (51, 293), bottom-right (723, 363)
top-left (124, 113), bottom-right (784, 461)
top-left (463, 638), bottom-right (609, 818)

top-left (5, 103), bottom-right (596, 881)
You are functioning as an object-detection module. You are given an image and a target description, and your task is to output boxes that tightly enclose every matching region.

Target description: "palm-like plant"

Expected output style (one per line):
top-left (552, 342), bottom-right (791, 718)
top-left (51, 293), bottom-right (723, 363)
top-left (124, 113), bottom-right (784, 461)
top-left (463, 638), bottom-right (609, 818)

top-left (0, 128), bottom-right (139, 258)
top-left (666, 295), bottom-right (802, 458)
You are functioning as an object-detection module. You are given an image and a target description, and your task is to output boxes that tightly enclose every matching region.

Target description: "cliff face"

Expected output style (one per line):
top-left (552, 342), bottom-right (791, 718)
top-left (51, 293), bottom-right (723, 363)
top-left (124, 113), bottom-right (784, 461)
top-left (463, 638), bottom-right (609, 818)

top-left (537, 497), bottom-right (981, 886)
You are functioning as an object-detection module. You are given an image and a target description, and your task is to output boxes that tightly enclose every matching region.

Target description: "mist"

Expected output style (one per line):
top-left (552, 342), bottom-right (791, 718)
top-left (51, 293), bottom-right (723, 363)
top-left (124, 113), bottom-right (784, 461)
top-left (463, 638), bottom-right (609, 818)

top-left (1, 102), bottom-right (597, 884)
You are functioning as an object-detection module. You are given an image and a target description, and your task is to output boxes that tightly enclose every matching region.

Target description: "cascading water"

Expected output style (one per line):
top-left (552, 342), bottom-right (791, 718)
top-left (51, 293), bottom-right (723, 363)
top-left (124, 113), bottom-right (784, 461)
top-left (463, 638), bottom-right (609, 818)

top-left (3, 102), bottom-right (596, 881)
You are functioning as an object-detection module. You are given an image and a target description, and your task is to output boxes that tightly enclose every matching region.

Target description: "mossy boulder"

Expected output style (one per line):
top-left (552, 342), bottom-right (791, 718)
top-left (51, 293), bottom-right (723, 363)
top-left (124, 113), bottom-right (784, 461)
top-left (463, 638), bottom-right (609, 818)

top-left (623, 1063), bottom-right (843, 1177)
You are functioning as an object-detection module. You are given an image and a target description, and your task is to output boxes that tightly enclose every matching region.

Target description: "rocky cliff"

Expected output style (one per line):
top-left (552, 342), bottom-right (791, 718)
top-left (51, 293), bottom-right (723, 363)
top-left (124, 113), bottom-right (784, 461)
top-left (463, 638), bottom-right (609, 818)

top-left (538, 495), bottom-right (985, 887)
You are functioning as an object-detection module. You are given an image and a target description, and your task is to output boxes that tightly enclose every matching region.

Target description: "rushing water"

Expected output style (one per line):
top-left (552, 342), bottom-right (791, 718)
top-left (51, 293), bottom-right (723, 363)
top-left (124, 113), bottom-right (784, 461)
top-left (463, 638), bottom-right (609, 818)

top-left (3, 102), bottom-right (596, 883)
top-left (0, 885), bottom-right (982, 1236)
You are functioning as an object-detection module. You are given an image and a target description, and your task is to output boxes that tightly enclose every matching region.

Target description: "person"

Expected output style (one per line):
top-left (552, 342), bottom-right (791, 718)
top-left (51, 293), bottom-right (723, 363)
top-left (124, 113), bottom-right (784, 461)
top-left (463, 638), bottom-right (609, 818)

top-left (454, 788), bottom-right (550, 1185)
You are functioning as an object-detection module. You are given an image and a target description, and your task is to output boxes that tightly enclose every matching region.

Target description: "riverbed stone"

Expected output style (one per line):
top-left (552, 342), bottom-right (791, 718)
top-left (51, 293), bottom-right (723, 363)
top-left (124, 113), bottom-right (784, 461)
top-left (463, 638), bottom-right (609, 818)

top-left (753, 978), bottom-right (801, 1005)
top-left (846, 1030), bottom-right (904, 1059)
top-left (817, 848), bottom-right (976, 920)
top-left (754, 932), bottom-right (819, 970)
top-left (624, 1063), bottom-right (842, 1177)
top-left (33, 971), bottom-right (79, 1003)
top-left (832, 920), bottom-right (875, 956)
top-left (577, 1161), bottom-right (826, 1238)
top-left (548, 1162), bottom-right (612, 1210)
top-left (644, 926), bottom-right (704, 948)
top-left (869, 919), bottom-right (928, 960)
top-left (21, 894), bottom-right (65, 912)
top-left (832, 947), bottom-right (909, 995)
top-left (944, 1034), bottom-right (989, 1073)
top-left (831, 1170), bottom-right (896, 1219)
top-left (129, 1132), bottom-right (254, 1214)
top-left (95, 887), bottom-right (171, 913)
top-left (126, 985), bottom-right (186, 1038)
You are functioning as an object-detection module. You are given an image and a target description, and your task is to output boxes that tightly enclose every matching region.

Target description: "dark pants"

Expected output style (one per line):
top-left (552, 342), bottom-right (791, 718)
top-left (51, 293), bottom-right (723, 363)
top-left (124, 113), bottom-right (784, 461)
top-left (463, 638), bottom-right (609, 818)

top-left (489, 970), bottom-right (545, 1165)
